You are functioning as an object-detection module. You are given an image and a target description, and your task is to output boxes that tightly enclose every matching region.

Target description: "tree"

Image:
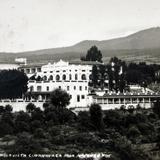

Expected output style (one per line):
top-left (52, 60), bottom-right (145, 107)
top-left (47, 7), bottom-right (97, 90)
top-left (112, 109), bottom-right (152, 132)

top-left (127, 126), bottom-right (140, 138)
top-left (152, 99), bottom-right (160, 118)
top-left (84, 46), bottom-right (103, 62)
top-left (33, 128), bottom-right (46, 139)
top-left (110, 57), bottom-right (121, 92)
top-left (99, 65), bottom-right (108, 89)
top-left (126, 70), bottom-right (143, 84)
top-left (77, 111), bottom-right (91, 131)
top-left (50, 88), bottom-right (71, 110)
top-left (0, 122), bottom-right (14, 137)
top-left (14, 111), bottom-right (31, 133)
top-left (31, 107), bottom-right (44, 122)
top-left (0, 106), bottom-right (5, 114)
top-left (5, 105), bottom-right (13, 113)
top-left (107, 65), bottom-right (114, 91)
top-left (26, 103), bottom-right (36, 113)
top-left (89, 103), bottom-right (104, 131)
top-left (91, 65), bottom-right (99, 88)
top-left (0, 70), bottom-right (28, 99)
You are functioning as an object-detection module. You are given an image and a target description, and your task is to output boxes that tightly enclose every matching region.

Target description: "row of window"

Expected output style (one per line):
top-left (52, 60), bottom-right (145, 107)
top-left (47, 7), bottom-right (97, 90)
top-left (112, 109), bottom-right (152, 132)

top-left (44, 69), bottom-right (89, 73)
top-left (24, 68), bottom-right (41, 74)
top-left (42, 74), bottom-right (87, 81)
top-left (24, 68), bottom-right (91, 74)
top-left (30, 85), bottom-right (88, 92)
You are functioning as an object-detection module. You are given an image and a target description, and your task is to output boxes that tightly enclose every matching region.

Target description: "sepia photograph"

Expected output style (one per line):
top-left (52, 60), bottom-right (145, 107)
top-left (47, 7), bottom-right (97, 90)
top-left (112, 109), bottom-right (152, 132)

top-left (0, 0), bottom-right (160, 159)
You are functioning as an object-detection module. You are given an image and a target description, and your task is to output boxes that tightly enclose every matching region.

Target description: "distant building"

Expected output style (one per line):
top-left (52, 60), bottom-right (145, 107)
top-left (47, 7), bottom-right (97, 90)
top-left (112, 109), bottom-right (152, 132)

top-left (0, 63), bottom-right (19, 70)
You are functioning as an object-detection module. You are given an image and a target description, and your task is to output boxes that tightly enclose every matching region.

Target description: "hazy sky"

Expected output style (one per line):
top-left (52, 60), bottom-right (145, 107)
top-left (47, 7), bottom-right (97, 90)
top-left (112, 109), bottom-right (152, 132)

top-left (0, 0), bottom-right (160, 52)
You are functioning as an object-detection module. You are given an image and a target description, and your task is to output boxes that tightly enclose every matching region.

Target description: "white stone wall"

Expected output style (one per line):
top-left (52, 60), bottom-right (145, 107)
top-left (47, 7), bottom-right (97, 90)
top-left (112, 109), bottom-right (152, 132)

top-left (28, 81), bottom-right (89, 108)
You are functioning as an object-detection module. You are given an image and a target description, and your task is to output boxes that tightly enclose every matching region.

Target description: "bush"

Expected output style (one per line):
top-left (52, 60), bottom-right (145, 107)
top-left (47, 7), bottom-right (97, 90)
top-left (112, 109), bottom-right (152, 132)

top-left (127, 126), bottom-right (141, 138)
top-left (48, 126), bottom-right (61, 137)
top-left (137, 122), bottom-right (154, 135)
top-left (89, 103), bottom-right (104, 131)
top-left (0, 122), bottom-right (13, 137)
top-left (12, 132), bottom-right (43, 155)
top-left (77, 111), bottom-right (91, 131)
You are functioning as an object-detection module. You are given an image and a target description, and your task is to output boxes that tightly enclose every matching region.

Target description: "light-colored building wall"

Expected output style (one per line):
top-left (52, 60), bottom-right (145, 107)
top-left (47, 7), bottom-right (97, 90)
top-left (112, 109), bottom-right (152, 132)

top-left (26, 60), bottom-right (92, 108)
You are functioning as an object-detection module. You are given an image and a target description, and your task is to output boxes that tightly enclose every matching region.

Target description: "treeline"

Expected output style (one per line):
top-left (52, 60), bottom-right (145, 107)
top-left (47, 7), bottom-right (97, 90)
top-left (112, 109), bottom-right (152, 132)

top-left (82, 46), bottom-right (160, 92)
top-left (0, 70), bottom-right (28, 99)
top-left (0, 89), bottom-right (160, 159)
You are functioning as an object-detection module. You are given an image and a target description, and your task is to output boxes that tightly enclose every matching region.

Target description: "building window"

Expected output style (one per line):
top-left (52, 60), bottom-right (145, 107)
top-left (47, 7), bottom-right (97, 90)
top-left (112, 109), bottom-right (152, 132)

top-left (81, 74), bottom-right (86, 80)
top-left (69, 74), bottom-right (72, 80)
top-left (49, 75), bottom-right (53, 80)
top-left (50, 71), bottom-right (53, 73)
top-left (79, 86), bottom-right (82, 91)
top-left (37, 68), bottom-right (41, 72)
top-left (43, 76), bottom-right (47, 81)
top-left (77, 95), bottom-right (80, 102)
top-left (62, 74), bottom-right (66, 80)
top-left (31, 68), bottom-right (36, 73)
top-left (59, 86), bottom-right (61, 89)
top-left (75, 74), bottom-right (78, 80)
top-left (30, 86), bottom-right (34, 92)
top-left (74, 86), bottom-right (76, 90)
top-left (85, 86), bottom-right (87, 90)
top-left (56, 75), bottom-right (60, 81)
top-left (37, 86), bottom-right (42, 91)
top-left (46, 86), bottom-right (49, 91)
top-left (26, 69), bottom-right (30, 74)
top-left (67, 86), bottom-right (69, 91)
top-left (81, 95), bottom-right (85, 99)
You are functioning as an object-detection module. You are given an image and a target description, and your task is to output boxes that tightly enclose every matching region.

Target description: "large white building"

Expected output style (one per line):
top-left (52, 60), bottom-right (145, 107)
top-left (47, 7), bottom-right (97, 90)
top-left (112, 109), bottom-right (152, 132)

top-left (25, 60), bottom-right (93, 108)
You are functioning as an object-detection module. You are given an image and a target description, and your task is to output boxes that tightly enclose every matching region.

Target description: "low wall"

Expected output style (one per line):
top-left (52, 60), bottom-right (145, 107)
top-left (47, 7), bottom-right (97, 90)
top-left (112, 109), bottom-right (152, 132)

top-left (100, 102), bottom-right (152, 110)
top-left (0, 101), bottom-right (153, 112)
top-left (0, 100), bottom-right (44, 112)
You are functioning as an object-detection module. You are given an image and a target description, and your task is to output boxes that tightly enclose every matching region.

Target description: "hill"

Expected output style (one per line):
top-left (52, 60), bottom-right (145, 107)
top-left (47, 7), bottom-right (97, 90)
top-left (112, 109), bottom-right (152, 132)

top-left (1, 27), bottom-right (160, 64)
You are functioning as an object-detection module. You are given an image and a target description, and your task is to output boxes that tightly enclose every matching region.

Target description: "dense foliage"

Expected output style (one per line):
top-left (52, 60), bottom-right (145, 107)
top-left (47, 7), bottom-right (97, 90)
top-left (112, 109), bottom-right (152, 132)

top-left (0, 95), bottom-right (160, 159)
top-left (89, 56), bottom-right (160, 92)
top-left (0, 70), bottom-right (28, 99)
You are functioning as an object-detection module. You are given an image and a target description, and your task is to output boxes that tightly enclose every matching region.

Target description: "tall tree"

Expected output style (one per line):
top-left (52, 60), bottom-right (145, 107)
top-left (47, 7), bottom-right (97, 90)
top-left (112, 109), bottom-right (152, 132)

top-left (99, 65), bottom-right (108, 89)
top-left (107, 65), bottom-right (114, 91)
top-left (91, 65), bottom-right (99, 88)
top-left (85, 46), bottom-right (103, 62)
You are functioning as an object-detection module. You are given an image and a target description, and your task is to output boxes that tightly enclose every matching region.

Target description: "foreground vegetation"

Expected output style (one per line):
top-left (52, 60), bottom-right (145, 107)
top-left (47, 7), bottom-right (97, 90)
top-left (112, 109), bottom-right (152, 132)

top-left (0, 89), bottom-right (160, 160)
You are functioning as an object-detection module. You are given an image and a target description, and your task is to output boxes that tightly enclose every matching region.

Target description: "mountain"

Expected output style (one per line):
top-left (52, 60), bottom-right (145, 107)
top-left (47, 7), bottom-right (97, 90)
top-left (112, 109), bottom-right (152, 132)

top-left (74, 27), bottom-right (160, 50)
top-left (1, 27), bottom-right (160, 63)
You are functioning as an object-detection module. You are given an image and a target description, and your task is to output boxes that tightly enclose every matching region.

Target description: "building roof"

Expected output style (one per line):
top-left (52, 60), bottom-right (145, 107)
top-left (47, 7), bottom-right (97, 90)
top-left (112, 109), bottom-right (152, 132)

top-left (19, 60), bottom-right (103, 69)
top-left (92, 93), bottom-right (160, 99)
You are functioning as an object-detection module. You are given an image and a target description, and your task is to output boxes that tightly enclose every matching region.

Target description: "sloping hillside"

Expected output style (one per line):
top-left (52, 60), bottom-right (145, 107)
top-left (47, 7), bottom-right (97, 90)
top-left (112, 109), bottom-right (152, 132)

top-left (1, 27), bottom-right (160, 63)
